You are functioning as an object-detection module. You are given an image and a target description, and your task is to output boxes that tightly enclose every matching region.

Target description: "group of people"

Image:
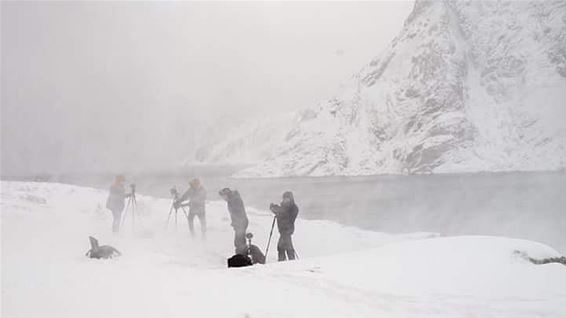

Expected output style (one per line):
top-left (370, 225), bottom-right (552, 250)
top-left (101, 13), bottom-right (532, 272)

top-left (106, 175), bottom-right (299, 262)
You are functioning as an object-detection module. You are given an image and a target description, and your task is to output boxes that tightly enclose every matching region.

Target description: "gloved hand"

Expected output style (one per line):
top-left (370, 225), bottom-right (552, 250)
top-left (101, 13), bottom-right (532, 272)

top-left (269, 203), bottom-right (279, 213)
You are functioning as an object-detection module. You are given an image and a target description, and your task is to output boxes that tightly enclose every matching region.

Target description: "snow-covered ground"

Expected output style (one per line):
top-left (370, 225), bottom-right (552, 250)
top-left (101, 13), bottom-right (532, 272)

top-left (2, 181), bottom-right (565, 317)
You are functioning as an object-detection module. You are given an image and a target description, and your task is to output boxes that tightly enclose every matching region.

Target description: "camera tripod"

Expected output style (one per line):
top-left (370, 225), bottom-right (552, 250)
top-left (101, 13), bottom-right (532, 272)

top-left (121, 184), bottom-right (137, 230)
top-left (166, 187), bottom-right (189, 230)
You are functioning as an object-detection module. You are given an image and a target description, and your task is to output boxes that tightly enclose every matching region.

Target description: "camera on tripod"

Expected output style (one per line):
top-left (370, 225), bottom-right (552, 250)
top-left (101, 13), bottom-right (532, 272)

top-left (166, 186), bottom-right (188, 229)
top-left (122, 183), bottom-right (137, 229)
top-left (170, 187), bottom-right (178, 198)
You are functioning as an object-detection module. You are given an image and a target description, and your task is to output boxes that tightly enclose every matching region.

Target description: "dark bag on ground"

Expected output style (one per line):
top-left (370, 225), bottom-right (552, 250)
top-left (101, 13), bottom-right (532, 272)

top-left (85, 236), bottom-right (121, 259)
top-left (249, 244), bottom-right (266, 265)
top-left (227, 254), bottom-right (253, 268)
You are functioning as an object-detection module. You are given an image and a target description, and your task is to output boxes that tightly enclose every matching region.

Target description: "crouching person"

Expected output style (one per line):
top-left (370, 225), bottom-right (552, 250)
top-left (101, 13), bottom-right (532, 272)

top-left (86, 236), bottom-right (121, 259)
top-left (270, 191), bottom-right (299, 261)
top-left (219, 188), bottom-right (249, 255)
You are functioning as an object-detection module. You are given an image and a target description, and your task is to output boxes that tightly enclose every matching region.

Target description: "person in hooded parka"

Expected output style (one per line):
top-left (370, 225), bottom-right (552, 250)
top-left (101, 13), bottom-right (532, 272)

top-left (270, 191), bottom-right (299, 261)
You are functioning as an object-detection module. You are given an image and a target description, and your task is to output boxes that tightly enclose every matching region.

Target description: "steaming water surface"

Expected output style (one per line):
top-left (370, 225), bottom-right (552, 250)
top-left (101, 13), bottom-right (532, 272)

top-left (7, 168), bottom-right (565, 253)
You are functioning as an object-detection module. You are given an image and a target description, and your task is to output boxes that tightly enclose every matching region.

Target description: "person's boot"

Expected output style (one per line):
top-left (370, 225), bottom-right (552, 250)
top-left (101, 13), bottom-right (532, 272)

top-left (236, 245), bottom-right (247, 255)
top-left (287, 249), bottom-right (296, 260)
top-left (278, 249), bottom-right (287, 261)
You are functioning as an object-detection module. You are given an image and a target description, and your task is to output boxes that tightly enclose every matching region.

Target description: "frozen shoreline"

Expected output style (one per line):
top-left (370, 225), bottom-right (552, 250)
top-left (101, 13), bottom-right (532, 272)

top-left (2, 181), bottom-right (565, 317)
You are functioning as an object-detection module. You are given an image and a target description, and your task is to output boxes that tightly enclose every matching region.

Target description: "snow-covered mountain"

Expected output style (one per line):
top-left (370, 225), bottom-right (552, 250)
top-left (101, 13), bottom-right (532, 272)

top-left (202, 0), bottom-right (566, 177)
top-left (192, 112), bottom-right (299, 164)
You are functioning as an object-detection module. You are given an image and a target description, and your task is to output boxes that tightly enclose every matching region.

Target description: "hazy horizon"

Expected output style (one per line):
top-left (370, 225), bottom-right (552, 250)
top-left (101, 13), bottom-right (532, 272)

top-left (1, 1), bottom-right (413, 176)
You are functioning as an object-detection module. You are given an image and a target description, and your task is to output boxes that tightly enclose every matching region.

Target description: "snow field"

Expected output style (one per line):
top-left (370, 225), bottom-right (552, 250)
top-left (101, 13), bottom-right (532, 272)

top-left (2, 181), bottom-right (565, 317)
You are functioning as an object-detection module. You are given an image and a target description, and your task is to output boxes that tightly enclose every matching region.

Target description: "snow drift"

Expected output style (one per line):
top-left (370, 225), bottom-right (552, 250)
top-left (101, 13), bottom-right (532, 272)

top-left (201, 0), bottom-right (566, 177)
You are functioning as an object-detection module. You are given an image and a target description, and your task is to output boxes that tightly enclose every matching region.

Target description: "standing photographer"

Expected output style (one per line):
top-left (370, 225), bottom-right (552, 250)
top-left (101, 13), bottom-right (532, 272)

top-left (175, 178), bottom-right (207, 238)
top-left (105, 175), bottom-right (132, 233)
top-left (219, 188), bottom-right (249, 255)
top-left (270, 191), bottom-right (299, 261)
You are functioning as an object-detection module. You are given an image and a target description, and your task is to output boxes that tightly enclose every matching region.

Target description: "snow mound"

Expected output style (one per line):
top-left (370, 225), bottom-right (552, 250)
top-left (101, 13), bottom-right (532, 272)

top-left (2, 181), bottom-right (565, 317)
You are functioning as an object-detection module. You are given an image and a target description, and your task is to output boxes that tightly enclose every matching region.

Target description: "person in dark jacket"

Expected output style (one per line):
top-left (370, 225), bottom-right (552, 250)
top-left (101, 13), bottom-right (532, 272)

top-left (270, 191), bottom-right (299, 261)
top-left (105, 175), bottom-right (132, 233)
top-left (219, 188), bottom-right (249, 255)
top-left (175, 178), bottom-right (207, 238)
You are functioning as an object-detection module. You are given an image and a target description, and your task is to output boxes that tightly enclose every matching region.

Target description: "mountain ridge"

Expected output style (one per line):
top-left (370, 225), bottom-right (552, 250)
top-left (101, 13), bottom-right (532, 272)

top-left (198, 0), bottom-right (566, 177)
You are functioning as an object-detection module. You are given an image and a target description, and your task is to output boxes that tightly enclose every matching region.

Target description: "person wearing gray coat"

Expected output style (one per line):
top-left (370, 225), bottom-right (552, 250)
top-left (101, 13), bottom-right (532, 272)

top-left (175, 178), bottom-right (207, 238)
top-left (106, 175), bottom-right (132, 233)
top-left (270, 191), bottom-right (299, 261)
top-left (219, 188), bottom-right (249, 255)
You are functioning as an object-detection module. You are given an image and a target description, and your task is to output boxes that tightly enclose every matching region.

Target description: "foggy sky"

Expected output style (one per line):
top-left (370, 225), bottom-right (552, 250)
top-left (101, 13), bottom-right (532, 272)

top-left (1, 1), bottom-right (413, 176)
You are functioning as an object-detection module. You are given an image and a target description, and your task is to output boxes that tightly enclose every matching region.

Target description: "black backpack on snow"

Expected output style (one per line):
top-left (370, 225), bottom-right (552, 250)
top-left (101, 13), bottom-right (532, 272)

top-left (227, 254), bottom-right (253, 267)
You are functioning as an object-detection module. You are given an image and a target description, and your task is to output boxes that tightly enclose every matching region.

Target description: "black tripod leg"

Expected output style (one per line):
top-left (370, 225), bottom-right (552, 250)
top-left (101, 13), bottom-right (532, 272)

top-left (265, 216), bottom-right (277, 262)
top-left (166, 205), bottom-right (175, 229)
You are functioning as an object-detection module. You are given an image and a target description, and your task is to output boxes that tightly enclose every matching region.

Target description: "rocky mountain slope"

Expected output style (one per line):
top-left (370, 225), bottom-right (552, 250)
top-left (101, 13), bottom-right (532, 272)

top-left (202, 0), bottom-right (566, 177)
